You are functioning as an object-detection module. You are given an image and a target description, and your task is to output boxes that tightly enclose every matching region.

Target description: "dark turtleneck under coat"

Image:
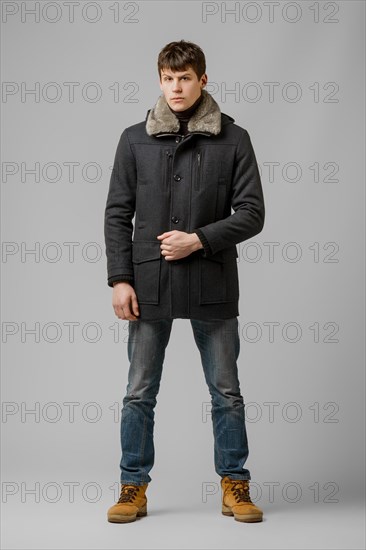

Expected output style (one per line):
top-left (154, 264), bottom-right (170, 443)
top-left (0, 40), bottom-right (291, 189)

top-left (167, 92), bottom-right (204, 135)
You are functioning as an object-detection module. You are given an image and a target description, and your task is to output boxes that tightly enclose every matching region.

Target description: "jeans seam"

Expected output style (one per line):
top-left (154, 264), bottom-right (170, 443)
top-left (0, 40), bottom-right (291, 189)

top-left (137, 414), bottom-right (148, 484)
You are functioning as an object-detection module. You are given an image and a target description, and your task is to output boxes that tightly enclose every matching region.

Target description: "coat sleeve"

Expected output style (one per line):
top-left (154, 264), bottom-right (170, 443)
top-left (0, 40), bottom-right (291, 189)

top-left (104, 129), bottom-right (136, 287)
top-left (194, 129), bottom-right (265, 257)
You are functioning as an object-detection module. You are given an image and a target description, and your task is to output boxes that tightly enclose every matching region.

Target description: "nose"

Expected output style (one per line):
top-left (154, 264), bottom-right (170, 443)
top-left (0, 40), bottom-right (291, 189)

top-left (172, 80), bottom-right (182, 92)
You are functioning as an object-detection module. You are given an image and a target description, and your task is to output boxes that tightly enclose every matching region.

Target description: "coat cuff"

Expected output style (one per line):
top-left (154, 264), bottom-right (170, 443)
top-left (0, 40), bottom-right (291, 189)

top-left (108, 274), bottom-right (134, 288)
top-left (194, 229), bottom-right (213, 257)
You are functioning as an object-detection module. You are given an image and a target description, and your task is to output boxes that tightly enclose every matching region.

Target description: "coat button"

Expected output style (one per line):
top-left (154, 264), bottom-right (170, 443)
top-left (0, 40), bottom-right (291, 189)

top-left (173, 174), bottom-right (181, 181)
top-left (171, 216), bottom-right (179, 224)
top-left (175, 137), bottom-right (180, 143)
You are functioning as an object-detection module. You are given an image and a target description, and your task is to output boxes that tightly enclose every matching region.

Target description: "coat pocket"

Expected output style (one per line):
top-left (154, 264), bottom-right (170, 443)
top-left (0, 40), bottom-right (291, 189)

top-left (194, 149), bottom-right (203, 190)
top-left (132, 241), bottom-right (162, 304)
top-left (199, 246), bottom-right (239, 304)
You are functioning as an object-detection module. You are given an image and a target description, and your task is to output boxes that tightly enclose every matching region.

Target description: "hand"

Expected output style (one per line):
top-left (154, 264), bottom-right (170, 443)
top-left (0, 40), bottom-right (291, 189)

top-left (157, 230), bottom-right (203, 260)
top-left (112, 282), bottom-right (140, 321)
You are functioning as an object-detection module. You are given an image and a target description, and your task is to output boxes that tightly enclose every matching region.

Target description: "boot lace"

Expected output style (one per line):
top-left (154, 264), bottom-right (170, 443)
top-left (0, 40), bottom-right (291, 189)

top-left (117, 485), bottom-right (139, 504)
top-left (229, 480), bottom-right (252, 503)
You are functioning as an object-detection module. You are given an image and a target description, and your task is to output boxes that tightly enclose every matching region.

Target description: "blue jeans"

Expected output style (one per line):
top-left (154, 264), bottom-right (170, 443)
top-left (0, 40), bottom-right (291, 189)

top-left (120, 317), bottom-right (251, 485)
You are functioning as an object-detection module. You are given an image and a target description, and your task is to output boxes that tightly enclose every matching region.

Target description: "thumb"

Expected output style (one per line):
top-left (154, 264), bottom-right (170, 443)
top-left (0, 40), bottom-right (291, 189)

top-left (131, 294), bottom-right (140, 316)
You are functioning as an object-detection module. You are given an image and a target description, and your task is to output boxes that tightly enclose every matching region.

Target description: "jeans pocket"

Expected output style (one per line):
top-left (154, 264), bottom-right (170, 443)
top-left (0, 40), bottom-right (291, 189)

top-left (132, 241), bottom-right (162, 304)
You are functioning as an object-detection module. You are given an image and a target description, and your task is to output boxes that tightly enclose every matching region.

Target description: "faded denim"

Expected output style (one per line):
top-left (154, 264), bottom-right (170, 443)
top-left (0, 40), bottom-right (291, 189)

top-left (119, 317), bottom-right (251, 485)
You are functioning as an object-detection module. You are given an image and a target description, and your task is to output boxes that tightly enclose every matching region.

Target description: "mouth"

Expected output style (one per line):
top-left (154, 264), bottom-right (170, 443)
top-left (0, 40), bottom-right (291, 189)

top-left (172, 98), bottom-right (183, 101)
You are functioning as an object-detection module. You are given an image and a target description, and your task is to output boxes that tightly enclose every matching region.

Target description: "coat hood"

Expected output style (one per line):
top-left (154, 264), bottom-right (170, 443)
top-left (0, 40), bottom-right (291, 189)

top-left (145, 88), bottom-right (234, 136)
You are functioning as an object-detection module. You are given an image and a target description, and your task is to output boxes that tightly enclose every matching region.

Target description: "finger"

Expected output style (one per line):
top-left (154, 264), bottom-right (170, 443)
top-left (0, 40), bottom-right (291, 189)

top-left (113, 305), bottom-right (121, 316)
top-left (123, 301), bottom-right (138, 321)
top-left (157, 231), bottom-right (173, 240)
top-left (131, 295), bottom-right (140, 317)
top-left (161, 248), bottom-right (172, 255)
top-left (114, 304), bottom-right (127, 320)
top-left (125, 313), bottom-right (138, 320)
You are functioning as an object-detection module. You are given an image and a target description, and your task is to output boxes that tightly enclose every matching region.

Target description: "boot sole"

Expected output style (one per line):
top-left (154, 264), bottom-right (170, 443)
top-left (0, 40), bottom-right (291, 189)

top-left (222, 504), bottom-right (263, 523)
top-left (108, 505), bottom-right (147, 523)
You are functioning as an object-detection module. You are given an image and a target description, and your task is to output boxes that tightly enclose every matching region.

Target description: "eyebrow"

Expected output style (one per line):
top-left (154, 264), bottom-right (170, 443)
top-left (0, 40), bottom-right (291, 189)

top-left (162, 73), bottom-right (191, 77)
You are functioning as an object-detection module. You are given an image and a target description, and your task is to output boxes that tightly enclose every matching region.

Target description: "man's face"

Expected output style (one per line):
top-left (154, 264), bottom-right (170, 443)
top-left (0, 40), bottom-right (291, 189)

top-left (159, 66), bottom-right (207, 111)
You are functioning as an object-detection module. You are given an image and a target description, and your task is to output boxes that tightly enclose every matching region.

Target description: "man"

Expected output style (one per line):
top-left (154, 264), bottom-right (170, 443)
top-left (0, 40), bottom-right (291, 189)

top-left (104, 40), bottom-right (265, 523)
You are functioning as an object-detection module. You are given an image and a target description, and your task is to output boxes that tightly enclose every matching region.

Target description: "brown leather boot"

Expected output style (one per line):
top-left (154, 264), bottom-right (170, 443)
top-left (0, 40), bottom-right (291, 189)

top-left (107, 483), bottom-right (148, 523)
top-left (221, 477), bottom-right (263, 522)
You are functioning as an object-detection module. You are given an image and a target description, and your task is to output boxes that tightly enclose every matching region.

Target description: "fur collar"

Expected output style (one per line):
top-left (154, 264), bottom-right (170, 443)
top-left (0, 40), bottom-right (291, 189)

top-left (145, 89), bottom-right (222, 136)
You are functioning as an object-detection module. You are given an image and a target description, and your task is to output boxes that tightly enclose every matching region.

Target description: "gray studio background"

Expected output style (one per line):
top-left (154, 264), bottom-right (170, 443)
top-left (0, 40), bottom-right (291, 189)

top-left (1, 1), bottom-right (365, 549)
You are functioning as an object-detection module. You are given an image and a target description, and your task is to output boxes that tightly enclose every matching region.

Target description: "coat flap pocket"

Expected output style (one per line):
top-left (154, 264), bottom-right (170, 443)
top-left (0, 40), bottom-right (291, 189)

top-left (204, 246), bottom-right (238, 263)
top-left (132, 241), bottom-right (162, 264)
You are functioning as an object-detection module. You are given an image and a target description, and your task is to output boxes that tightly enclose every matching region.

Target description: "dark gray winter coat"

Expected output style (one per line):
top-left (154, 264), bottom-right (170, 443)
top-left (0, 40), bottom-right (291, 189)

top-left (104, 89), bottom-right (265, 320)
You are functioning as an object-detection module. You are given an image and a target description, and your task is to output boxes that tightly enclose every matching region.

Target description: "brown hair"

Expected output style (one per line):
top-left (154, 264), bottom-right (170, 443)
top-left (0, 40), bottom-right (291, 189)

top-left (157, 40), bottom-right (206, 82)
